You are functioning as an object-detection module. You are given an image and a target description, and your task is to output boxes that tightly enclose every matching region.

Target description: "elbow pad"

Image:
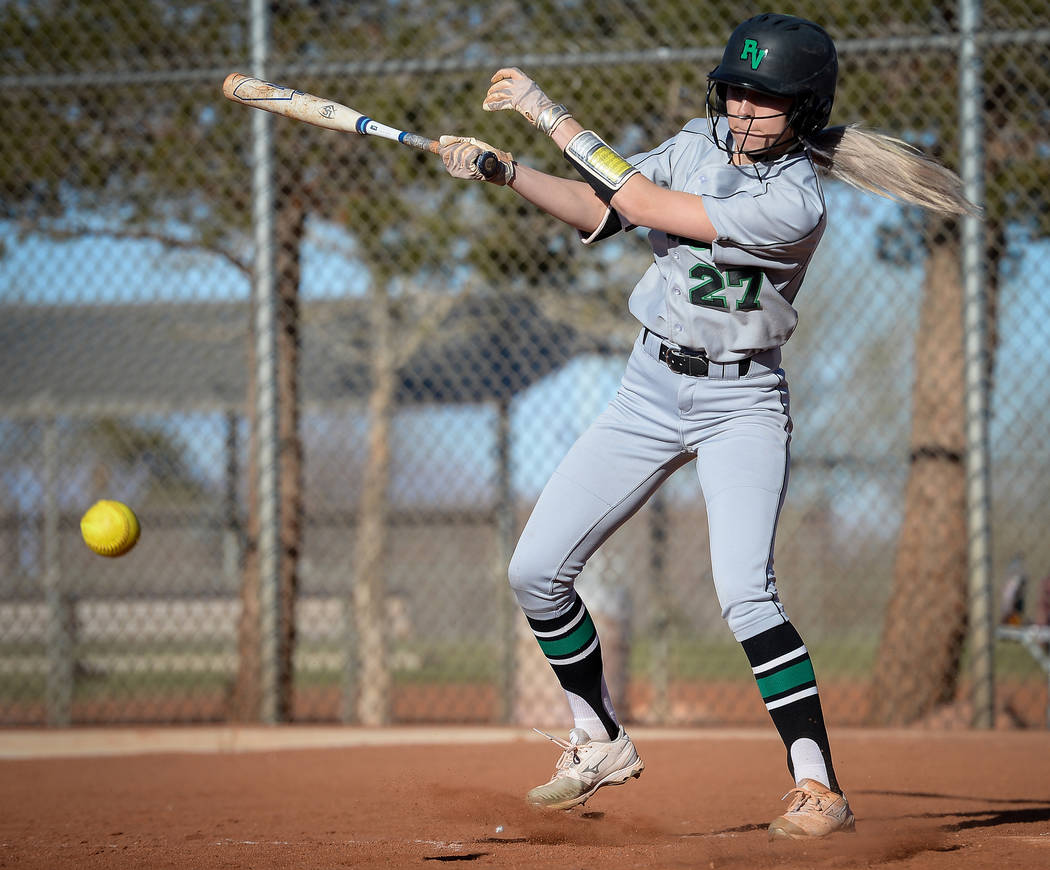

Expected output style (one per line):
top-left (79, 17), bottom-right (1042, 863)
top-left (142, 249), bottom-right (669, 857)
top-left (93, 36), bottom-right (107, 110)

top-left (579, 207), bottom-right (628, 244)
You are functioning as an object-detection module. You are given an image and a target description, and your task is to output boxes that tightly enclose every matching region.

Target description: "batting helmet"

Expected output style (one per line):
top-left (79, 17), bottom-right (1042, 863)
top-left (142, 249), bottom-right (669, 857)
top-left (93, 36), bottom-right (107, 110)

top-left (707, 13), bottom-right (838, 142)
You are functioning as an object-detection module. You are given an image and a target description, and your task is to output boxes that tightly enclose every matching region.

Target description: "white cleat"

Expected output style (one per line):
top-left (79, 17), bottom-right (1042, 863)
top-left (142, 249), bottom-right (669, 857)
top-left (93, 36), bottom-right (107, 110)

top-left (768, 778), bottom-right (856, 840)
top-left (526, 727), bottom-right (644, 810)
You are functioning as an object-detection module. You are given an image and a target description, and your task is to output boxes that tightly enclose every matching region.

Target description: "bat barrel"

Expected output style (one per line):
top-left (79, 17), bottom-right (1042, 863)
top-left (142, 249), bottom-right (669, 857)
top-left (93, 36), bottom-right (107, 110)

top-left (222, 72), bottom-right (440, 155)
top-left (221, 72), bottom-right (249, 99)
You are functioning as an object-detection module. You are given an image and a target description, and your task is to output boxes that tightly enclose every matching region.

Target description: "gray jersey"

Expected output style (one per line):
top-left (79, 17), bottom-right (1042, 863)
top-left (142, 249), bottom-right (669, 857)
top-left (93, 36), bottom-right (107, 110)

top-left (588, 119), bottom-right (826, 362)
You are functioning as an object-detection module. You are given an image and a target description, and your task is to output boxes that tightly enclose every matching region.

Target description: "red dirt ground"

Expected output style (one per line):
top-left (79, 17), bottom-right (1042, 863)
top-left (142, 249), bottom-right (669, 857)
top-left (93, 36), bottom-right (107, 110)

top-left (2, 728), bottom-right (1049, 869)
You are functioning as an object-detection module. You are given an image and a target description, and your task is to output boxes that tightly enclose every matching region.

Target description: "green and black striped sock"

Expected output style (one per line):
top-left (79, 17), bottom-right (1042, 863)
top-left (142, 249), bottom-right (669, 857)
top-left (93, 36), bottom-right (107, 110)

top-left (526, 594), bottom-right (619, 741)
top-left (742, 621), bottom-right (840, 792)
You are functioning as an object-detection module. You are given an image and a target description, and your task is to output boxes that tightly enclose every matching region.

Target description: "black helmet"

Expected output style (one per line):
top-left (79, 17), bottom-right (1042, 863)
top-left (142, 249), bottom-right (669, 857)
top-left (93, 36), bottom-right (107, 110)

top-left (707, 13), bottom-right (837, 141)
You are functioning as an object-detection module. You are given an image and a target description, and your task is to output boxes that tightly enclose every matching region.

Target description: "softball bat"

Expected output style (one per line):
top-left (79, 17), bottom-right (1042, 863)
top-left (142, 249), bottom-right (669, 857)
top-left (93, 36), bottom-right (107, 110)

top-left (222, 73), bottom-right (499, 178)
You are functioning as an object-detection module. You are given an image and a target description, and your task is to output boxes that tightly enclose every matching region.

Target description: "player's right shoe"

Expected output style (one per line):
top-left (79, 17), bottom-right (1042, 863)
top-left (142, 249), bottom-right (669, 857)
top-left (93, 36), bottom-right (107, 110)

top-left (768, 778), bottom-right (856, 840)
top-left (526, 726), bottom-right (644, 810)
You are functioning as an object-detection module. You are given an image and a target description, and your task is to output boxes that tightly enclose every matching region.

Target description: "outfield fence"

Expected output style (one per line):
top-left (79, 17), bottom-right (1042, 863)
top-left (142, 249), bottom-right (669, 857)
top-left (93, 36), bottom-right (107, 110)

top-left (2, 1), bottom-right (1049, 728)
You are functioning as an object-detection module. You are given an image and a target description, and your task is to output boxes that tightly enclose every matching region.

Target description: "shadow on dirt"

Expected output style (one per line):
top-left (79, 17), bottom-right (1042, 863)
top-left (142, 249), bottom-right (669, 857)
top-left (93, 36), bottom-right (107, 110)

top-left (857, 789), bottom-right (1050, 831)
top-left (859, 789), bottom-right (1049, 805)
top-left (941, 806), bottom-right (1050, 831)
top-left (696, 822), bottom-right (767, 835)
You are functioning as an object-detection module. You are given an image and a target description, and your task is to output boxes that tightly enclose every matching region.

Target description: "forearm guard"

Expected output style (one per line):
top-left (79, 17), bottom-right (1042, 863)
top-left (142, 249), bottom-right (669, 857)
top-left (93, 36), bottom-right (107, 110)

top-left (563, 130), bottom-right (639, 204)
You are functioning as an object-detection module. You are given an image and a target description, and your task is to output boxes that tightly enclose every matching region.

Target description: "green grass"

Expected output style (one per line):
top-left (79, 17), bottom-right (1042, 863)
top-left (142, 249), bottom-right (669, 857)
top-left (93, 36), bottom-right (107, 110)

top-left (628, 637), bottom-right (882, 681)
top-left (1, 636), bottom-right (1045, 709)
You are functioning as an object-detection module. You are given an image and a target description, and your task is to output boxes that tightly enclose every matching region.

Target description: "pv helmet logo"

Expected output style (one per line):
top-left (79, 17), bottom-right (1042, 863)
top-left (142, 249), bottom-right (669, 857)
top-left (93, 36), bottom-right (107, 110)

top-left (740, 38), bottom-right (768, 70)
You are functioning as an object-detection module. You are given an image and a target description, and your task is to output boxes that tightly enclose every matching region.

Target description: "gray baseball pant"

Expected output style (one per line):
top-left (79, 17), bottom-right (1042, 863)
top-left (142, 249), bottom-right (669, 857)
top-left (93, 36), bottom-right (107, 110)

top-left (509, 328), bottom-right (792, 642)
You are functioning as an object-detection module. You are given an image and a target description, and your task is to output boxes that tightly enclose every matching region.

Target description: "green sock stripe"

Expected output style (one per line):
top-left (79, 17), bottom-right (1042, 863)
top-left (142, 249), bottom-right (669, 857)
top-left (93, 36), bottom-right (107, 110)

top-left (756, 659), bottom-right (816, 700)
top-left (536, 612), bottom-right (596, 657)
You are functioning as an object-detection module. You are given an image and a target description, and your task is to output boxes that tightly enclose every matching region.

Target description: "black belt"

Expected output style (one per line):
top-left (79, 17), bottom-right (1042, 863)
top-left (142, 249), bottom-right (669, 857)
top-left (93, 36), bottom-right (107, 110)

top-left (645, 328), bottom-right (752, 378)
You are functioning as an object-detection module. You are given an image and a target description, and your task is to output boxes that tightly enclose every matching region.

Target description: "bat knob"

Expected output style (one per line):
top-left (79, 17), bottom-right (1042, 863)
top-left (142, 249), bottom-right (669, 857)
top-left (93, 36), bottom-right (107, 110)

top-left (476, 151), bottom-right (501, 180)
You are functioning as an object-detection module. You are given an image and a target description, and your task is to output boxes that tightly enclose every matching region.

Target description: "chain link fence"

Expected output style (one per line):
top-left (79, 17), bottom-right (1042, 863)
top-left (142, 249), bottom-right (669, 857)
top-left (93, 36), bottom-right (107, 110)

top-left (2, 1), bottom-right (1048, 729)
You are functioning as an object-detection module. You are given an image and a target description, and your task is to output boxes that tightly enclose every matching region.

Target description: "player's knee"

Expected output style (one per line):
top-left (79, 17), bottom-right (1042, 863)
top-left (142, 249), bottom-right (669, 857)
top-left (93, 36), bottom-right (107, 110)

top-left (507, 543), bottom-right (570, 613)
top-left (507, 545), bottom-right (543, 598)
top-left (722, 595), bottom-right (788, 641)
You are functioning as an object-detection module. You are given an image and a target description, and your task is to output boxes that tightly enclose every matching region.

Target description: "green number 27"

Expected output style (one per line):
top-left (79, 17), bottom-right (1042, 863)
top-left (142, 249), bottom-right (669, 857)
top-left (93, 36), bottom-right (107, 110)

top-left (684, 242), bottom-right (763, 312)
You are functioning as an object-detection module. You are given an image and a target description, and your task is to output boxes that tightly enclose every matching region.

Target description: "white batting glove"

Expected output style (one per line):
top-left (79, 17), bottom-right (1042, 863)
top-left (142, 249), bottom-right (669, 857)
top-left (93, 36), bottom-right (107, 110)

top-left (483, 67), bottom-right (572, 136)
top-left (438, 135), bottom-right (515, 186)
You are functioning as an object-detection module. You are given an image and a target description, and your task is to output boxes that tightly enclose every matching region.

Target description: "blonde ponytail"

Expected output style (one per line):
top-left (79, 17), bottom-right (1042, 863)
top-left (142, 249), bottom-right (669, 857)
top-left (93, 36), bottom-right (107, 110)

top-left (805, 125), bottom-right (979, 217)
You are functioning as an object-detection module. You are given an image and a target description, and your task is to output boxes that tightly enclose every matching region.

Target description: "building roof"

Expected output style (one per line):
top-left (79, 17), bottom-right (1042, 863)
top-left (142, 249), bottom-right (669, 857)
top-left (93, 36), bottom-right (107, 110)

top-left (0, 295), bottom-right (618, 417)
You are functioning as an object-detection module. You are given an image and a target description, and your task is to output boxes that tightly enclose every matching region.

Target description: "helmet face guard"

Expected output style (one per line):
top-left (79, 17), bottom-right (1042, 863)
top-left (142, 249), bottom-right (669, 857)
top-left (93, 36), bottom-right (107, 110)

top-left (706, 14), bottom-right (837, 158)
top-left (706, 80), bottom-right (800, 160)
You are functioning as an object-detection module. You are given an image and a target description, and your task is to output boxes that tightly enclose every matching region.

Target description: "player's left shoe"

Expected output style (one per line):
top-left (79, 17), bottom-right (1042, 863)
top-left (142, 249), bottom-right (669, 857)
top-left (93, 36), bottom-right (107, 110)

top-left (768, 778), bottom-right (856, 840)
top-left (526, 726), bottom-right (644, 810)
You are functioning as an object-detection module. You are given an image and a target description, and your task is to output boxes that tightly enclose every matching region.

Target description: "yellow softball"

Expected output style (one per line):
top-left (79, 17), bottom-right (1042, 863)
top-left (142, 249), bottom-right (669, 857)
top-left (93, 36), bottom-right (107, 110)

top-left (80, 500), bottom-right (141, 558)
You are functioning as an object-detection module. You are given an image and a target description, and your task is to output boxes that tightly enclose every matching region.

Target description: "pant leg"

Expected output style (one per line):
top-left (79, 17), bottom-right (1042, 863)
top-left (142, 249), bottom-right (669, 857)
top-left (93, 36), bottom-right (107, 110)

top-left (687, 371), bottom-right (844, 788)
top-left (687, 368), bottom-right (793, 639)
top-left (509, 338), bottom-right (691, 617)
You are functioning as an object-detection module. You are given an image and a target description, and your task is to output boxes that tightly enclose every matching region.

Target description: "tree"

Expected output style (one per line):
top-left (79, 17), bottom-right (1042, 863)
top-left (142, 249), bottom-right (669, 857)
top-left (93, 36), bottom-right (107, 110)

top-left (870, 215), bottom-right (970, 723)
top-left (864, 4), bottom-right (1048, 722)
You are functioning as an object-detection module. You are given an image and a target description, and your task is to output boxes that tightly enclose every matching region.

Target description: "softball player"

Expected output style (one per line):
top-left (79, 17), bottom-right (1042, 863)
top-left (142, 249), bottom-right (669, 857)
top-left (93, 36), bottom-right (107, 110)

top-left (440, 13), bottom-right (973, 839)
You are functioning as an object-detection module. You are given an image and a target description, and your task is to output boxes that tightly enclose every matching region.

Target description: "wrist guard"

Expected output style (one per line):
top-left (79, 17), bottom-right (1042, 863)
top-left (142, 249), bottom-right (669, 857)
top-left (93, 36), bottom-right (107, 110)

top-left (536, 103), bottom-right (572, 136)
top-left (563, 130), bottom-right (639, 203)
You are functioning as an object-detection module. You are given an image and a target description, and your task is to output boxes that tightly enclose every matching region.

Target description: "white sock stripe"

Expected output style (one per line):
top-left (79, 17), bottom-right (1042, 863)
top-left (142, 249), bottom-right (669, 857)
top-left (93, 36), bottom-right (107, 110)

top-left (565, 690), bottom-right (616, 741)
top-left (530, 603), bottom-right (587, 639)
top-left (751, 645), bottom-right (809, 675)
top-left (546, 633), bottom-right (600, 665)
top-left (764, 686), bottom-right (820, 710)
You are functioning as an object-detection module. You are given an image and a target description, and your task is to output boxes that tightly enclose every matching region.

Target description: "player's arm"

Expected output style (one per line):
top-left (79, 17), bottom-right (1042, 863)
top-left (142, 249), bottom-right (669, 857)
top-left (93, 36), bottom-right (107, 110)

top-left (550, 115), bottom-right (718, 242)
top-left (485, 68), bottom-right (719, 243)
top-left (439, 134), bottom-right (613, 234)
top-left (507, 163), bottom-right (611, 232)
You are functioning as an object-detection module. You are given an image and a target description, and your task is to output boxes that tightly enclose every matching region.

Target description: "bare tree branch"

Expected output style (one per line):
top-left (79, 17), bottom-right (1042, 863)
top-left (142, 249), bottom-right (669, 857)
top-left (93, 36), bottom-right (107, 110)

top-left (20, 221), bottom-right (251, 280)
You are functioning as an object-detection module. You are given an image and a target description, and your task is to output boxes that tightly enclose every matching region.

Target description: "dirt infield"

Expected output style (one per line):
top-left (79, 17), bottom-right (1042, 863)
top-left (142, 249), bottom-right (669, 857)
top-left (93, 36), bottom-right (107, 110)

top-left (2, 727), bottom-right (1048, 869)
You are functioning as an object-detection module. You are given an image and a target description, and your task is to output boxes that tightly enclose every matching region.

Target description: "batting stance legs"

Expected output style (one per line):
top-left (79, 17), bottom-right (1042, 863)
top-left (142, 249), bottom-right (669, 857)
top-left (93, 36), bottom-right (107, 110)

top-left (509, 331), bottom-right (841, 801)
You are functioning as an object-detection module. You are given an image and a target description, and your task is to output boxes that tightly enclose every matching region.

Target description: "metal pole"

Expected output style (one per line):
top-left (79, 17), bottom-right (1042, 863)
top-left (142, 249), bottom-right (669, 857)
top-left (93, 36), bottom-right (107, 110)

top-left (42, 415), bottom-right (72, 726)
top-left (959, 0), bottom-right (995, 729)
top-left (6, 29), bottom-right (1050, 92)
top-left (223, 411), bottom-right (242, 589)
top-left (648, 491), bottom-right (670, 724)
top-left (250, 0), bottom-right (281, 724)
top-left (496, 399), bottom-right (516, 723)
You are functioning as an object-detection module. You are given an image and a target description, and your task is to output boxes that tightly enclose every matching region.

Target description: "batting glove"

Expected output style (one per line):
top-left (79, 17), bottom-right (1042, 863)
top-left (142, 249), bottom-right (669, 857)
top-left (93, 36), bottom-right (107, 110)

top-left (439, 135), bottom-right (515, 186)
top-left (483, 67), bottom-right (572, 136)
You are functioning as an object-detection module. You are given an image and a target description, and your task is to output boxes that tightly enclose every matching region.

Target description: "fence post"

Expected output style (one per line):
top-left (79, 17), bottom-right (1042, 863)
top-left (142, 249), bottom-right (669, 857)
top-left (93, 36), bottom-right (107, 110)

top-left (648, 491), bottom-right (670, 724)
top-left (496, 398), bottom-right (517, 723)
top-left (958, 0), bottom-right (995, 729)
top-left (250, 0), bottom-right (282, 724)
top-left (42, 414), bottom-right (72, 726)
top-left (223, 411), bottom-right (243, 590)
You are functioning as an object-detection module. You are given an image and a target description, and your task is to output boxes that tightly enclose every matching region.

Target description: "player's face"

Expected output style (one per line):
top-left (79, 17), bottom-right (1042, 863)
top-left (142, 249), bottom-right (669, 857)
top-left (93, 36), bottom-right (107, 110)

top-left (724, 85), bottom-right (794, 161)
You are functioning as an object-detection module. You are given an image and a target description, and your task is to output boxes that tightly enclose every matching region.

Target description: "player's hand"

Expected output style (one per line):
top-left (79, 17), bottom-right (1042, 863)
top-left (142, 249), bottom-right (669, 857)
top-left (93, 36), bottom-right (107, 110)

top-left (439, 135), bottom-right (515, 186)
top-left (483, 68), bottom-right (572, 136)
